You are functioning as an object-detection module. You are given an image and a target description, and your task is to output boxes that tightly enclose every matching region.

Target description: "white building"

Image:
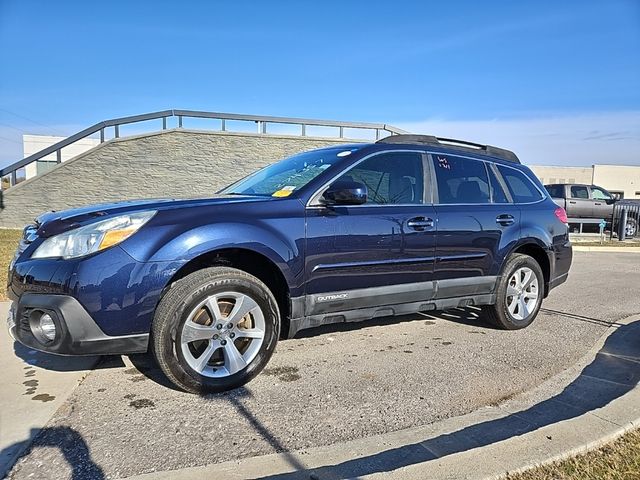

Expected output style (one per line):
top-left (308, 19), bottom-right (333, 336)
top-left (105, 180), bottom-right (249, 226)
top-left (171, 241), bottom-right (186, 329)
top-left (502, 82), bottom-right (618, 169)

top-left (23, 134), bottom-right (100, 180)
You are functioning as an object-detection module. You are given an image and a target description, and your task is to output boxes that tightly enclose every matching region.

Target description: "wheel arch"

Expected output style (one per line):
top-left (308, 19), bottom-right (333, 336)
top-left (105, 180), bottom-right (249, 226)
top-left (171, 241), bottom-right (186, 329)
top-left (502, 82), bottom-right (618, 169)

top-left (509, 242), bottom-right (551, 297)
top-left (164, 247), bottom-right (292, 338)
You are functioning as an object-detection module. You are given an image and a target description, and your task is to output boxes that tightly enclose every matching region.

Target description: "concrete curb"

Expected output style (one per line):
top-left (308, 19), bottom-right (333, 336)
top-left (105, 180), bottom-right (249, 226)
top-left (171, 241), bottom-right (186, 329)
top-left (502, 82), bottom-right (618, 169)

top-left (124, 314), bottom-right (640, 480)
top-left (572, 246), bottom-right (640, 252)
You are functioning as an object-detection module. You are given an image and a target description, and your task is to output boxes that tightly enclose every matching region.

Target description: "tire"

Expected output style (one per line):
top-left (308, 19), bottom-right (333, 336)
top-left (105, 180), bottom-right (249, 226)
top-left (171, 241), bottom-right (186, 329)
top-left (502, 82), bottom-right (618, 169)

top-left (482, 253), bottom-right (544, 330)
top-left (151, 267), bottom-right (280, 393)
top-left (625, 217), bottom-right (637, 238)
top-left (614, 216), bottom-right (638, 239)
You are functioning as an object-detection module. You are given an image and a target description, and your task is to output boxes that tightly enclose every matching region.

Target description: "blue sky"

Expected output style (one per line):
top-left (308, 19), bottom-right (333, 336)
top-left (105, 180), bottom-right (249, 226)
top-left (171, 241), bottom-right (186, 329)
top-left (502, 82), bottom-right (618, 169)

top-left (0, 0), bottom-right (638, 167)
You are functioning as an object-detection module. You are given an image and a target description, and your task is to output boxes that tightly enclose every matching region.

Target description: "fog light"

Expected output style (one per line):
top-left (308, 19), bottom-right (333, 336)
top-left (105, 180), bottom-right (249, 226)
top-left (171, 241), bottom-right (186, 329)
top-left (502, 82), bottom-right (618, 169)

top-left (29, 310), bottom-right (58, 344)
top-left (39, 313), bottom-right (56, 341)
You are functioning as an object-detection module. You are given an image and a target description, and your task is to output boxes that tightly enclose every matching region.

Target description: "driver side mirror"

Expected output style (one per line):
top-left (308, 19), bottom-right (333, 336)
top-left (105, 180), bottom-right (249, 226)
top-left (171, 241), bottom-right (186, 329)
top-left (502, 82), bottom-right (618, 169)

top-left (321, 180), bottom-right (367, 205)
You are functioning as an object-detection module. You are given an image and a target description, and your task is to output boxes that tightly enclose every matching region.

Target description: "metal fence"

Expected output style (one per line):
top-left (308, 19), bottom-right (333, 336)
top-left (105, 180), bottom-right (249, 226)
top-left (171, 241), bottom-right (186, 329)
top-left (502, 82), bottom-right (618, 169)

top-left (610, 201), bottom-right (640, 241)
top-left (0, 109), bottom-right (406, 189)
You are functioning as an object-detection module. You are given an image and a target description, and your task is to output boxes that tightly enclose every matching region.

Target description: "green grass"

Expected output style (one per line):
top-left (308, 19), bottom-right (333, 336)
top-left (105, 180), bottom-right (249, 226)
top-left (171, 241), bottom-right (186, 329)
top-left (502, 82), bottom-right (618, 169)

top-left (507, 428), bottom-right (640, 480)
top-left (0, 229), bottom-right (22, 301)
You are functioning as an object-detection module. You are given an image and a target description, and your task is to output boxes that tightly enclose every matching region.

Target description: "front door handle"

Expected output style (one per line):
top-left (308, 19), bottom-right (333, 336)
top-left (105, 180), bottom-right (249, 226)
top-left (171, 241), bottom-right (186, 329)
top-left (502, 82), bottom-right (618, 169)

top-left (407, 217), bottom-right (434, 231)
top-left (496, 214), bottom-right (515, 226)
top-left (594, 202), bottom-right (602, 206)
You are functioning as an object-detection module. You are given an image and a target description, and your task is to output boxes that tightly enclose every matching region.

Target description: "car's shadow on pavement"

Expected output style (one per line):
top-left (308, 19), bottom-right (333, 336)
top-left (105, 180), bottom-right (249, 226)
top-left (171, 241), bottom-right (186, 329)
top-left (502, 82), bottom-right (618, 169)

top-left (294, 306), bottom-right (501, 338)
top-left (124, 307), bottom-right (498, 389)
top-left (251, 317), bottom-right (640, 480)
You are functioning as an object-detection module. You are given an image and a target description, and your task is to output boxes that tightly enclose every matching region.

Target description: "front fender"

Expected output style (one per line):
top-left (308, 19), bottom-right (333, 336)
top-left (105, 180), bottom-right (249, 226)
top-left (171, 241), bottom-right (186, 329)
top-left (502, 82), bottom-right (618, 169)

top-left (121, 221), bottom-right (303, 290)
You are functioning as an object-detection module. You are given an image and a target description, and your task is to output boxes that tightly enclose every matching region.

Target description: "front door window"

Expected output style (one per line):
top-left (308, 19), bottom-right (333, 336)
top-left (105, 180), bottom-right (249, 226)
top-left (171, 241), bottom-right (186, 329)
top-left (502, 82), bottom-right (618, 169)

top-left (335, 152), bottom-right (425, 205)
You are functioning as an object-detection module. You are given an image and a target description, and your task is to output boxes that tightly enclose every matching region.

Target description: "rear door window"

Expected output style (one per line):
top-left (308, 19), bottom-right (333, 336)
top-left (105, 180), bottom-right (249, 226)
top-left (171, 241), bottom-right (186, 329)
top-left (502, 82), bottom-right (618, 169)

top-left (570, 185), bottom-right (590, 199)
top-left (497, 166), bottom-right (544, 204)
top-left (545, 185), bottom-right (563, 198)
top-left (433, 155), bottom-right (490, 204)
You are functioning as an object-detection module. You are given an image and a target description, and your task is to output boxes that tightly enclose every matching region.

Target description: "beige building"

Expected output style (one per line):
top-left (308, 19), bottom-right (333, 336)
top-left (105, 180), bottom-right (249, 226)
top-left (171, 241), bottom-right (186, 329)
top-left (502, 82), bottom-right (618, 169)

top-left (529, 164), bottom-right (640, 199)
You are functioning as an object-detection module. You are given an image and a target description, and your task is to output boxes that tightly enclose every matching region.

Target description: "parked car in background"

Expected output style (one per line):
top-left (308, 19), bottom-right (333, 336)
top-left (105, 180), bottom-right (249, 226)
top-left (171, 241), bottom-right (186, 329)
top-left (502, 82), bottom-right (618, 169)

top-left (544, 183), bottom-right (637, 237)
top-left (8, 135), bottom-right (572, 393)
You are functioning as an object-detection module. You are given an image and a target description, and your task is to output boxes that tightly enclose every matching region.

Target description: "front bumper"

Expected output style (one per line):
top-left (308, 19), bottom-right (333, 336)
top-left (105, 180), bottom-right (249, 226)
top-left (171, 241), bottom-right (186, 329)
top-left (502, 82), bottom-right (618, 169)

top-left (8, 293), bottom-right (149, 356)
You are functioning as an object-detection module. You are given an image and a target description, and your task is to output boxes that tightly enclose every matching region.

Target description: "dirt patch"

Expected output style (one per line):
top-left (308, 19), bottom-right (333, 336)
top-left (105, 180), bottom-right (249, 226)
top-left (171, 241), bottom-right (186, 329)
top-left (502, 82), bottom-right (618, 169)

top-left (262, 365), bottom-right (301, 382)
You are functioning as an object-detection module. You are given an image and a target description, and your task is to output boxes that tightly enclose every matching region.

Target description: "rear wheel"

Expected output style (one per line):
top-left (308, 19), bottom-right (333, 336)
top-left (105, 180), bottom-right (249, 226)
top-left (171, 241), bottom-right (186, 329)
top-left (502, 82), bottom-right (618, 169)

top-left (614, 216), bottom-right (637, 239)
top-left (624, 217), bottom-right (637, 238)
top-left (482, 254), bottom-right (544, 330)
top-left (152, 267), bottom-right (280, 393)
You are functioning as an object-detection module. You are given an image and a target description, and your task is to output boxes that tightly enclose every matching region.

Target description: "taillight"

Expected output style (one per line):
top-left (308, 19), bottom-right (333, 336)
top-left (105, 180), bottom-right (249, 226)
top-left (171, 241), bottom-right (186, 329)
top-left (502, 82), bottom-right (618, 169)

top-left (554, 207), bottom-right (568, 224)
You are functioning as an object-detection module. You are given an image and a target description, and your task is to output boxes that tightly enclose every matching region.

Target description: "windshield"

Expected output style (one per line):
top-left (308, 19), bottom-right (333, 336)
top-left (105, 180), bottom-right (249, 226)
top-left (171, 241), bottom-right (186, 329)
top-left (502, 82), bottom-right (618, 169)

top-left (221, 147), bottom-right (360, 197)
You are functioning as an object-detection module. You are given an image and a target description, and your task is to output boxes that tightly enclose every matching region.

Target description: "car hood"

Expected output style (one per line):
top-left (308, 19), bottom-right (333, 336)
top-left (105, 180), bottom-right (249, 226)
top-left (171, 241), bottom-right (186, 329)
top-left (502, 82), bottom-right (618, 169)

top-left (34, 195), bottom-right (273, 237)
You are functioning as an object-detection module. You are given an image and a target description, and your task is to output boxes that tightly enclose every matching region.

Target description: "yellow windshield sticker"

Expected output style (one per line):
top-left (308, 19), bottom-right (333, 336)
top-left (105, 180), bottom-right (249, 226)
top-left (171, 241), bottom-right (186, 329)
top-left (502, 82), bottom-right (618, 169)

top-left (272, 189), bottom-right (293, 197)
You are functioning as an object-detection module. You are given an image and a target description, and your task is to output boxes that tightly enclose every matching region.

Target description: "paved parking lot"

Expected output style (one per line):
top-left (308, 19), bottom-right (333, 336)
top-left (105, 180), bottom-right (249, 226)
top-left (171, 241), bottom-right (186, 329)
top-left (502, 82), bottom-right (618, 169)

top-left (6, 251), bottom-right (640, 480)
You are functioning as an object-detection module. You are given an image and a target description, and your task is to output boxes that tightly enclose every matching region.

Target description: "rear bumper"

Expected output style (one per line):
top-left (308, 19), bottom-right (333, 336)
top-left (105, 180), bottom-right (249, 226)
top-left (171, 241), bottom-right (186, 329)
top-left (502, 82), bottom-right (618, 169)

top-left (548, 239), bottom-right (572, 293)
top-left (8, 293), bottom-right (149, 356)
top-left (549, 272), bottom-right (569, 290)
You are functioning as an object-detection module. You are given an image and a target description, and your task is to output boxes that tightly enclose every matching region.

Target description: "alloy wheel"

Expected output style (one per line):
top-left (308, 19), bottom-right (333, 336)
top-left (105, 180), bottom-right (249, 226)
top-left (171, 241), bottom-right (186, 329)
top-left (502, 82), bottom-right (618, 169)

top-left (625, 220), bottom-right (636, 237)
top-left (506, 267), bottom-right (539, 321)
top-left (179, 291), bottom-right (266, 378)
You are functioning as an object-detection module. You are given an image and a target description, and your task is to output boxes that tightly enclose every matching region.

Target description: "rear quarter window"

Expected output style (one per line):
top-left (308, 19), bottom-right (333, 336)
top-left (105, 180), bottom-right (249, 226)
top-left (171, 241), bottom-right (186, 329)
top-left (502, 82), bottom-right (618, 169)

top-left (497, 166), bottom-right (544, 204)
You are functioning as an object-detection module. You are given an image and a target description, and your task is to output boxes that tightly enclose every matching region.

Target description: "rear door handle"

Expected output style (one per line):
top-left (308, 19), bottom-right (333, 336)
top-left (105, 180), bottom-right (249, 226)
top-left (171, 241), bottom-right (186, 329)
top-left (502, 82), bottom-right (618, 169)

top-left (407, 217), bottom-right (434, 231)
top-left (569, 200), bottom-right (577, 204)
top-left (496, 214), bottom-right (515, 226)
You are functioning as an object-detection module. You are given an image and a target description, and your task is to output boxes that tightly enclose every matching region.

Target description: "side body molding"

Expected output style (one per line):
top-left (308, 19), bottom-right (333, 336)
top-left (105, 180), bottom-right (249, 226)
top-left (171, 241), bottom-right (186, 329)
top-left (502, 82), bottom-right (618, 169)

top-left (288, 276), bottom-right (498, 338)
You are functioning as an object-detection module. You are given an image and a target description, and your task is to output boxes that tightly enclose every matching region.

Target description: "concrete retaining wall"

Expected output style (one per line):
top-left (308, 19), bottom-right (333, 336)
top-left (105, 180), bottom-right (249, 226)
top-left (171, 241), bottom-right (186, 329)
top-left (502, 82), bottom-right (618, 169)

top-left (0, 129), bottom-right (355, 228)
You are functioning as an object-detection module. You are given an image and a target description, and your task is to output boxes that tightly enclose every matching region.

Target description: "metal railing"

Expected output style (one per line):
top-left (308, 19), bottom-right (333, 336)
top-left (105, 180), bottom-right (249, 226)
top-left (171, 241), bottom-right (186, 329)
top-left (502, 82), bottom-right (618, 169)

top-left (0, 109), bottom-right (406, 189)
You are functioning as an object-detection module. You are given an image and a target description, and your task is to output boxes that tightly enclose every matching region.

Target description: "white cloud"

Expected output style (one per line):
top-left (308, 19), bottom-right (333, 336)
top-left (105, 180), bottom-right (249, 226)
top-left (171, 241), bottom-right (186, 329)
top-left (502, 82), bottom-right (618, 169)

top-left (397, 112), bottom-right (640, 167)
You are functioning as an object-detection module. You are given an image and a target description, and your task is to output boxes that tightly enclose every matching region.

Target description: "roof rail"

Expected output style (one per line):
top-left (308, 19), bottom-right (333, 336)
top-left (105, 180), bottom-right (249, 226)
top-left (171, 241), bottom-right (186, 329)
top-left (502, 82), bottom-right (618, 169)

top-left (376, 134), bottom-right (520, 164)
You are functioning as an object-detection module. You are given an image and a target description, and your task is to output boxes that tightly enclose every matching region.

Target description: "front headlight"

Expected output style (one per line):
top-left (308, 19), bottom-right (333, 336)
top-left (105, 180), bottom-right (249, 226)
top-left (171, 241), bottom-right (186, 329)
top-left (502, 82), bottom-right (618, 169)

top-left (32, 211), bottom-right (156, 259)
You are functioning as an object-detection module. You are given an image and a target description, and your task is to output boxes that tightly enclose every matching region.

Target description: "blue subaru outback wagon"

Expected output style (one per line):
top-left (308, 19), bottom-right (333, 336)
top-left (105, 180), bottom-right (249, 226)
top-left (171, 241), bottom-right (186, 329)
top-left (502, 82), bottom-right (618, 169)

top-left (8, 135), bottom-right (572, 393)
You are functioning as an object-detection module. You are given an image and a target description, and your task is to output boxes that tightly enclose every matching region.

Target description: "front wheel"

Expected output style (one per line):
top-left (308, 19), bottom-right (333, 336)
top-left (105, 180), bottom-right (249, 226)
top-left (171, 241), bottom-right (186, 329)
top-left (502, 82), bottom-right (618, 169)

top-left (152, 267), bottom-right (280, 393)
top-left (482, 254), bottom-right (544, 330)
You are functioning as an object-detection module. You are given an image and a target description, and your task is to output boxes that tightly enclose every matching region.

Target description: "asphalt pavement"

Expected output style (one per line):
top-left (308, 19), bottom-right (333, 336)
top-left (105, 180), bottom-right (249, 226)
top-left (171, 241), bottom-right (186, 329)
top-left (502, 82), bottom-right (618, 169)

top-left (5, 251), bottom-right (640, 480)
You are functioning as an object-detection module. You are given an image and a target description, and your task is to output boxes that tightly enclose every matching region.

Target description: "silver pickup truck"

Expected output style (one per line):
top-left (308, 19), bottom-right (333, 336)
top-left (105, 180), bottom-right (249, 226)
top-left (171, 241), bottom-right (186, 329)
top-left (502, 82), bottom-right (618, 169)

top-left (544, 183), bottom-right (638, 238)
